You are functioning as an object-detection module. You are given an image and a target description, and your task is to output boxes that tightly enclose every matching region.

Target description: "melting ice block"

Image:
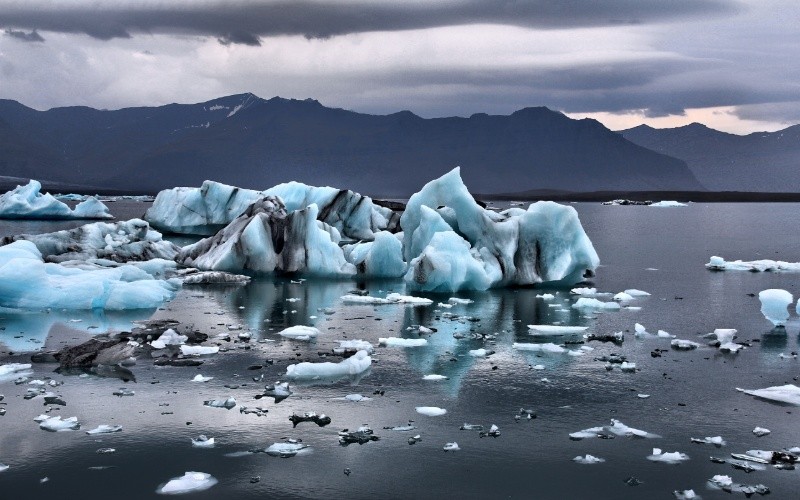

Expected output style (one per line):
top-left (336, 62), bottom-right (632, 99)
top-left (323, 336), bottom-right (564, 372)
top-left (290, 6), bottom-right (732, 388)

top-left (401, 168), bottom-right (598, 291)
top-left (285, 350), bottom-right (371, 381)
top-left (758, 289), bottom-right (792, 326)
top-left (156, 471), bottom-right (218, 495)
top-left (278, 325), bottom-right (322, 341)
top-left (0, 180), bottom-right (113, 220)
top-left (737, 384), bottom-right (800, 405)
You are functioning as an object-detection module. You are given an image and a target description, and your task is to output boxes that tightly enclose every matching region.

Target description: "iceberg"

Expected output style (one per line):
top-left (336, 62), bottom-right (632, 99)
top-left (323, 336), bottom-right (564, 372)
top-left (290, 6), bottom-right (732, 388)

top-left (401, 168), bottom-right (598, 291)
top-left (737, 384), bottom-right (800, 405)
top-left (285, 350), bottom-right (371, 381)
top-left (265, 442), bottom-right (310, 457)
top-left (156, 471), bottom-right (218, 495)
top-left (38, 415), bottom-right (81, 432)
top-left (177, 197), bottom-right (356, 277)
top-left (647, 448), bottom-right (689, 464)
top-left (704, 329), bottom-right (742, 353)
top-left (0, 180), bottom-right (113, 220)
top-left (0, 241), bottom-right (179, 310)
top-left (758, 289), bottom-right (792, 326)
top-left (342, 231), bottom-right (407, 277)
top-left (707, 255), bottom-right (800, 272)
top-left (145, 179), bottom-right (399, 239)
top-left (1, 219), bottom-right (179, 263)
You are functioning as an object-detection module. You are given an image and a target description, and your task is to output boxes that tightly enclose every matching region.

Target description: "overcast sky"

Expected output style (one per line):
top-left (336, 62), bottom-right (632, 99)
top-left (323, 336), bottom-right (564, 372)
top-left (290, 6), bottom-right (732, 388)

top-left (1, 0), bottom-right (798, 134)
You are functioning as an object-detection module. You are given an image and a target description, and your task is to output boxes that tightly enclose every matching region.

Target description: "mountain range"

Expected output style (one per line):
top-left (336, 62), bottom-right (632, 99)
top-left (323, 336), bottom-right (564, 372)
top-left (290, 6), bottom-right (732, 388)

top-left (0, 93), bottom-right (703, 196)
top-left (621, 123), bottom-right (800, 192)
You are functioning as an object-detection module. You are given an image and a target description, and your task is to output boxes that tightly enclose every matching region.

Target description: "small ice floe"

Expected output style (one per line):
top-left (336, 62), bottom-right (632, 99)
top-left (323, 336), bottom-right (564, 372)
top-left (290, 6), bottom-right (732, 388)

top-left (625, 289), bottom-right (650, 297)
top-left (671, 339), bottom-right (700, 350)
top-left (239, 406), bottom-right (268, 417)
top-left (384, 423), bottom-right (417, 431)
top-left (156, 471), bottom-right (218, 495)
top-left (150, 329), bottom-right (187, 349)
top-left (707, 475), bottom-right (769, 497)
top-left (278, 325), bottom-right (321, 341)
top-left (289, 412), bottom-right (331, 427)
top-left (180, 345), bottom-right (219, 356)
top-left (759, 289), bottom-right (794, 327)
top-left (479, 424), bottom-right (500, 438)
top-left (0, 463), bottom-right (8, 472)
top-left (423, 374), bottom-right (449, 381)
top-left (647, 448), bottom-right (689, 464)
top-left (460, 423), bottom-right (484, 431)
top-left (650, 200), bottom-right (687, 207)
top-left (191, 435), bottom-right (215, 448)
top-left (572, 298), bottom-right (620, 311)
top-left (673, 489), bottom-right (699, 499)
top-left (619, 362), bottom-right (637, 373)
top-left (96, 448), bottom-right (116, 454)
top-left (570, 287), bottom-right (606, 296)
top-left (182, 271), bottom-right (250, 285)
top-left (203, 397), bottom-right (236, 409)
top-left (613, 292), bottom-right (634, 302)
top-left (585, 332), bottom-right (624, 344)
top-left (569, 419), bottom-right (659, 440)
top-left (637, 394), bottom-right (650, 399)
top-left (342, 394), bottom-right (371, 402)
top-left (334, 340), bottom-right (374, 355)
top-left (690, 436), bottom-right (725, 447)
top-left (573, 454), bottom-right (605, 464)
top-left (37, 415), bottom-right (80, 432)
top-left (378, 337), bottom-right (427, 347)
top-left (513, 342), bottom-right (565, 353)
top-left (338, 426), bottom-right (380, 446)
top-left (527, 324), bottom-right (588, 335)
top-left (448, 297), bottom-right (473, 305)
top-left (416, 406), bottom-right (447, 416)
top-left (736, 384), bottom-right (800, 405)
top-left (531, 364), bottom-right (545, 370)
top-left (259, 382), bottom-right (293, 403)
top-left (408, 435), bottom-right (422, 445)
top-left (238, 332), bottom-right (251, 341)
top-left (86, 425), bottom-right (122, 435)
top-left (437, 302), bottom-right (454, 308)
top-left (706, 255), bottom-right (800, 273)
top-left (536, 293), bottom-right (555, 300)
top-left (516, 408), bottom-right (537, 421)
top-left (418, 326), bottom-right (435, 334)
top-left (113, 388), bottom-right (135, 397)
top-left (265, 441), bottom-right (310, 457)
top-left (778, 352), bottom-right (797, 359)
top-left (191, 375), bottom-right (213, 383)
top-left (285, 350), bottom-right (371, 381)
top-left (443, 442), bottom-right (460, 452)
top-left (704, 329), bottom-right (742, 353)
top-left (468, 348), bottom-right (494, 357)
top-left (341, 293), bottom-right (433, 305)
top-left (752, 427), bottom-right (771, 437)
top-left (0, 363), bottom-right (33, 381)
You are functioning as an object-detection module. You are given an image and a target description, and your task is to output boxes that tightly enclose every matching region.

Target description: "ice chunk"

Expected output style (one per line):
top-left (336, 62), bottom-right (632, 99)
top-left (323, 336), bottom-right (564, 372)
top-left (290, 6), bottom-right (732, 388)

top-left (334, 340), bottom-right (374, 355)
top-left (342, 394), bottom-right (371, 402)
top-left (650, 201), bottom-right (687, 207)
top-left (191, 375), bottom-right (213, 383)
top-left (468, 348), bottom-right (493, 357)
top-left (704, 329), bottom-right (742, 353)
top-left (0, 363), bottom-right (33, 380)
top-left (38, 415), bottom-right (81, 432)
top-left (423, 374), bottom-right (448, 380)
top-left (191, 435), bottom-right (215, 448)
top-left (671, 339), bottom-right (700, 350)
top-left (624, 289), bottom-right (650, 297)
top-left (572, 298), bottom-right (620, 310)
top-left (0, 463), bottom-right (8, 472)
top-left (570, 419), bottom-right (659, 440)
top-left (0, 180), bottom-right (113, 220)
top-left (416, 406), bottom-right (447, 416)
top-left (690, 436), bottom-right (725, 446)
top-left (401, 168), bottom-right (598, 291)
top-left (527, 325), bottom-right (588, 335)
top-left (443, 442), bottom-right (460, 451)
top-left (647, 448), bottom-right (689, 464)
top-left (341, 293), bottom-right (432, 305)
top-left (752, 427), bottom-right (771, 437)
top-left (289, 412), bottom-right (331, 428)
top-left (737, 384), bottom-right (800, 405)
top-left (536, 293), bottom-right (555, 300)
top-left (573, 454), bottom-right (605, 464)
top-left (151, 329), bottom-right (187, 349)
top-left (182, 271), bottom-right (250, 285)
top-left (707, 255), bottom-right (800, 272)
top-left (613, 292), bottom-right (634, 302)
top-left (513, 342), bottom-right (566, 353)
top-left (338, 426), bottom-right (380, 446)
top-left (285, 350), bottom-right (371, 381)
top-left (86, 425), bottom-right (122, 435)
top-left (278, 325), bottom-right (321, 341)
top-left (759, 289), bottom-right (792, 326)
top-left (0, 240), bottom-right (179, 311)
top-left (203, 397), bottom-right (236, 409)
top-left (379, 337), bottom-right (428, 347)
top-left (673, 489), bottom-right (699, 499)
top-left (180, 345), bottom-right (219, 356)
top-left (342, 231), bottom-right (407, 278)
top-left (707, 475), bottom-right (769, 496)
top-left (156, 471), bottom-right (218, 495)
top-left (265, 442), bottom-right (310, 457)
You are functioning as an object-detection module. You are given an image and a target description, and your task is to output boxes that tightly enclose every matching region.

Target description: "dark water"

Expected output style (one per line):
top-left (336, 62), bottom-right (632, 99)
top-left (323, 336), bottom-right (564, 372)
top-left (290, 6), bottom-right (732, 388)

top-left (1, 202), bottom-right (799, 499)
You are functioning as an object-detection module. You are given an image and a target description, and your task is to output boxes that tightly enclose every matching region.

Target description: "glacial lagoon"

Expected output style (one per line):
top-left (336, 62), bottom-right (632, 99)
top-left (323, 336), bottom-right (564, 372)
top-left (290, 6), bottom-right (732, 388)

top-left (1, 201), bottom-right (799, 499)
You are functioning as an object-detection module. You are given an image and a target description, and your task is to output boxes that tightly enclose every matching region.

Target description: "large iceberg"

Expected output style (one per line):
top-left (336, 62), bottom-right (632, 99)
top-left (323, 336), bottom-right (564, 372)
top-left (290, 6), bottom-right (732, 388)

top-left (178, 197), bottom-right (356, 277)
top-left (1, 219), bottom-right (180, 263)
top-left (0, 240), bottom-right (179, 310)
top-left (0, 180), bottom-right (113, 220)
top-left (401, 168), bottom-right (598, 291)
top-left (342, 231), bottom-right (407, 278)
top-left (145, 179), bottom-right (399, 239)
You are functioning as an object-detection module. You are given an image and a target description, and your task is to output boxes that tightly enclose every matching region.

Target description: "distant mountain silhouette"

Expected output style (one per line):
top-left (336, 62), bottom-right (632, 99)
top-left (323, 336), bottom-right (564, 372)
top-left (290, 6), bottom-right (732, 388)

top-left (0, 94), bottom-right (703, 195)
top-left (621, 123), bottom-right (800, 192)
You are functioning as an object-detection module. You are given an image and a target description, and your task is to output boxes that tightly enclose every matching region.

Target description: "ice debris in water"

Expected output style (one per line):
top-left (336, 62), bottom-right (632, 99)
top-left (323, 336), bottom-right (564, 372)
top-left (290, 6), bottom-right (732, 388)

top-left (113, 388), bottom-right (135, 397)
top-left (191, 435), bottom-right (215, 448)
top-left (572, 298), bottom-right (620, 311)
top-left (758, 289), bottom-right (792, 326)
top-left (647, 448), bottom-right (690, 464)
top-left (278, 325), bottom-right (321, 341)
top-left (334, 340), bottom-right (374, 355)
top-left (752, 427), bottom-right (771, 437)
top-left (0, 240), bottom-right (179, 311)
top-left (203, 397), bottom-right (236, 409)
top-left (468, 348), bottom-right (494, 357)
top-left (384, 423), bottom-right (417, 431)
top-left (86, 425), bottom-right (122, 435)
top-left (341, 293), bottom-right (433, 305)
top-left (527, 324), bottom-right (588, 335)
top-left (285, 350), bottom-right (371, 381)
top-left (443, 442), bottom-right (460, 452)
top-left (37, 415), bottom-right (81, 432)
top-left (0, 180), bottom-right (113, 220)
top-left (265, 441), bottom-right (310, 457)
top-left (180, 345), bottom-right (219, 356)
top-left (690, 436), bottom-right (725, 446)
top-left (182, 271), bottom-right (250, 285)
top-left (259, 382), bottom-right (293, 403)
top-left (239, 406), bottom-right (268, 417)
top-left (151, 329), bottom-right (187, 349)
top-left (569, 419), bottom-right (659, 440)
top-left (423, 374), bottom-right (448, 381)
top-left (649, 200), bottom-right (687, 207)
top-left (707, 255), bottom-right (800, 273)
top-left (671, 339), bottom-right (700, 350)
top-left (416, 406), bottom-right (447, 416)
top-left (704, 329), bottom-right (742, 353)
top-left (341, 394), bottom-right (371, 402)
top-left (673, 489), bottom-right (699, 499)
top-left (736, 384), bottom-right (800, 405)
top-left (613, 292), bottom-right (634, 302)
top-left (460, 423), bottom-right (484, 431)
top-left (707, 475), bottom-right (769, 496)
top-left (378, 337), bottom-right (428, 347)
top-left (156, 471), bottom-right (218, 495)
top-left (573, 455), bottom-right (605, 464)
top-left (338, 426), bottom-right (380, 446)
top-left (289, 412), bottom-right (331, 427)
top-left (536, 293), bottom-right (555, 300)
top-left (624, 289), bottom-right (650, 297)
top-left (479, 424), bottom-right (500, 438)
top-left (0, 363), bottom-right (33, 380)
top-left (0, 463), bottom-right (8, 472)
top-left (513, 342), bottom-right (565, 353)
top-left (191, 375), bottom-right (213, 383)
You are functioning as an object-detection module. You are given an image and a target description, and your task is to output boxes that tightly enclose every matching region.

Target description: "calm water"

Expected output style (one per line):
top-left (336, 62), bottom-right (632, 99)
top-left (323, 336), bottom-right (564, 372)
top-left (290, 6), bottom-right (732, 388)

top-left (1, 202), bottom-right (799, 499)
